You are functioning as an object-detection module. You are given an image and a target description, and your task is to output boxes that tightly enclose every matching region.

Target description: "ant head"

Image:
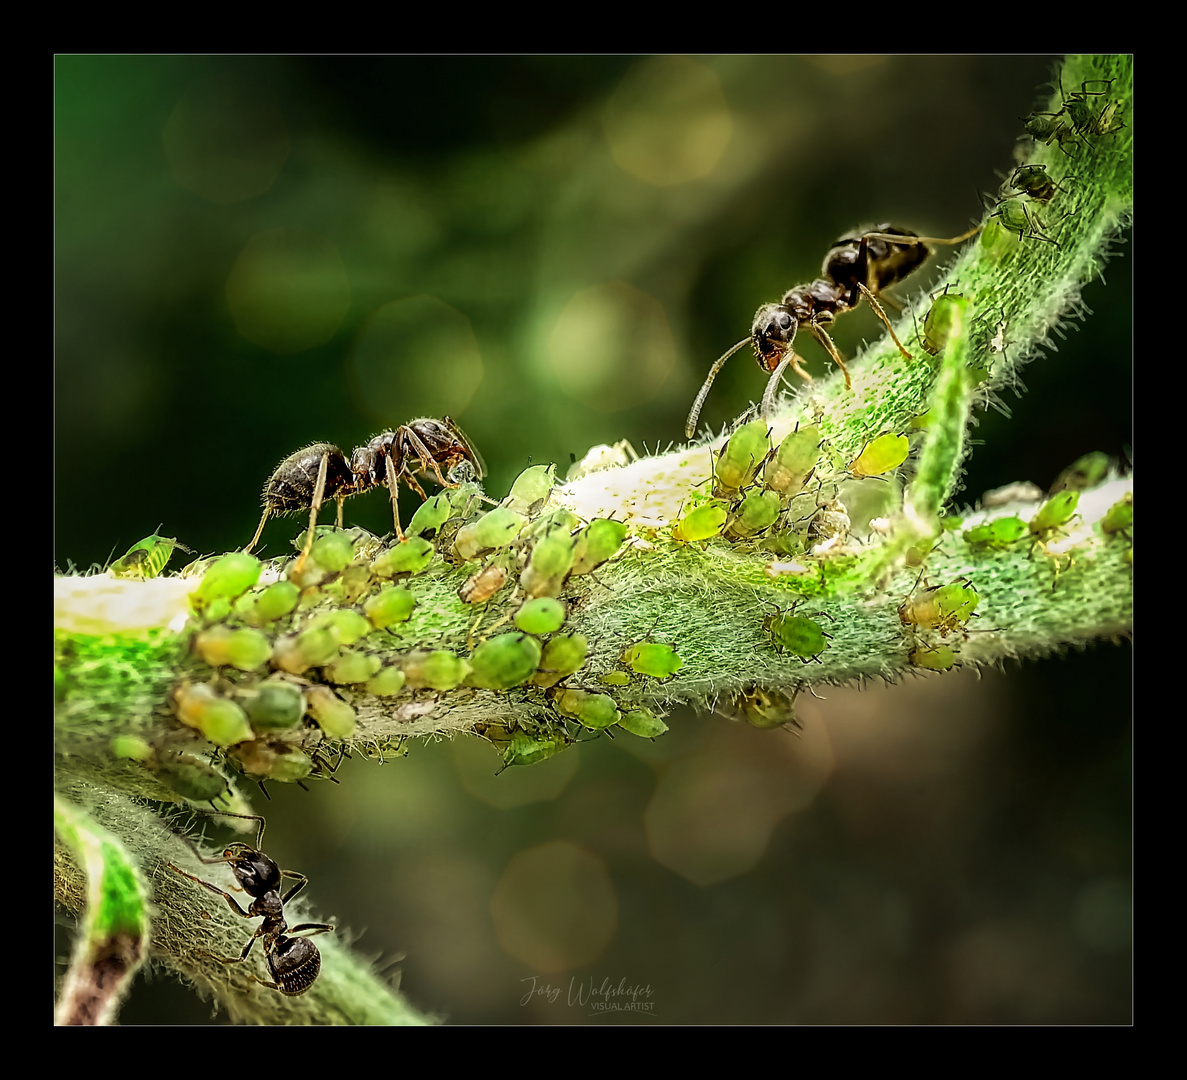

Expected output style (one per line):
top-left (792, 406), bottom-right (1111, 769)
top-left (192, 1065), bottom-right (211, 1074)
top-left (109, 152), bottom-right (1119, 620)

top-left (751, 304), bottom-right (798, 369)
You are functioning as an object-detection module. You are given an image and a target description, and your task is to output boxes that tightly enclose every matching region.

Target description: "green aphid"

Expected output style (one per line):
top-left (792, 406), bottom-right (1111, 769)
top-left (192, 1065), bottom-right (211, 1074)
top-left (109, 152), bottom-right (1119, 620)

top-left (504, 464), bottom-right (557, 514)
top-left (305, 685), bottom-right (357, 738)
top-left (988, 197), bottom-right (1059, 248)
top-left (453, 508), bottom-right (527, 561)
top-left (499, 730), bottom-right (572, 771)
top-left (324, 648), bottom-right (382, 686)
top-left (763, 425), bottom-right (821, 496)
top-left (979, 218), bottom-right (1018, 262)
top-left (514, 598), bottom-right (566, 636)
top-left (366, 665), bottom-right (407, 697)
top-left (364, 586), bottom-right (416, 629)
top-left (553, 689), bottom-right (620, 730)
top-left (240, 579), bottom-right (299, 625)
top-left (406, 493), bottom-right (453, 538)
top-left (307, 609), bottom-right (372, 645)
top-left (920, 289), bottom-right (968, 355)
top-left (173, 682), bottom-right (253, 747)
top-left (1100, 492), bottom-right (1133, 537)
top-left (1050, 452), bottom-right (1111, 495)
top-left (155, 754), bottom-right (229, 803)
top-left (570, 519), bottom-right (627, 575)
top-left (520, 528), bottom-right (577, 598)
top-left (239, 680), bottom-right (305, 732)
top-left (848, 433), bottom-right (910, 479)
top-left (909, 644), bottom-right (956, 671)
top-left (725, 489), bottom-right (782, 540)
top-left (599, 671), bottom-right (632, 687)
top-left (899, 578), bottom-right (979, 636)
top-left (372, 537), bottom-right (435, 577)
top-left (110, 736), bottom-right (153, 761)
top-left (762, 607), bottom-right (830, 661)
top-left (309, 531), bottom-right (354, 573)
top-left (468, 633), bottom-right (543, 690)
top-left (672, 501), bottom-right (728, 543)
top-left (621, 641), bottom-right (683, 679)
top-left (193, 626), bottom-right (273, 672)
top-left (231, 740), bottom-right (313, 784)
top-left (1030, 490), bottom-right (1080, 535)
top-left (400, 650), bottom-right (471, 691)
top-left (725, 686), bottom-right (800, 731)
top-left (532, 634), bottom-right (589, 688)
top-left (964, 515), bottom-right (1028, 548)
top-left (713, 419), bottom-right (770, 498)
top-left (191, 553), bottom-right (261, 610)
top-left (274, 625), bottom-right (339, 673)
top-left (618, 708), bottom-right (669, 739)
top-left (109, 533), bottom-right (193, 579)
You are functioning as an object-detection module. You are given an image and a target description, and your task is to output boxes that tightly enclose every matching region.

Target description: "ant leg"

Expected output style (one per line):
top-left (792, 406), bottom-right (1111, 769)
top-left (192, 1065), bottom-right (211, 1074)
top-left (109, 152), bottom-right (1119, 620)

top-left (856, 284), bottom-right (913, 361)
top-left (245, 509), bottom-right (271, 554)
top-left (807, 323), bottom-right (854, 389)
top-left (295, 451), bottom-right (330, 571)
top-left (335, 493), bottom-right (345, 529)
top-left (402, 429), bottom-right (454, 490)
top-left (383, 456), bottom-right (406, 542)
top-left (760, 351), bottom-right (813, 423)
top-left (863, 224), bottom-right (983, 247)
top-left (287, 922), bottom-right (335, 937)
top-left (278, 870), bottom-right (309, 907)
top-left (685, 336), bottom-right (750, 439)
top-left (167, 864), bottom-right (254, 918)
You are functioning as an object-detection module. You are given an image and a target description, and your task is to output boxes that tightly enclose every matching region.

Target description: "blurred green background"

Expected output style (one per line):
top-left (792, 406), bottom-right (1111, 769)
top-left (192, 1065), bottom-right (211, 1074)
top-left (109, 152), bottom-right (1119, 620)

top-left (55, 56), bottom-right (1131, 1024)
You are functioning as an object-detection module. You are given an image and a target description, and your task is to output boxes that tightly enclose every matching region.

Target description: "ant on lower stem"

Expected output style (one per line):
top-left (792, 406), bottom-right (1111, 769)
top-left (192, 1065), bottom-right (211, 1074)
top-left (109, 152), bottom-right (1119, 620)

top-left (167, 809), bottom-right (334, 997)
top-left (245, 416), bottom-right (485, 568)
top-left (685, 223), bottom-right (981, 437)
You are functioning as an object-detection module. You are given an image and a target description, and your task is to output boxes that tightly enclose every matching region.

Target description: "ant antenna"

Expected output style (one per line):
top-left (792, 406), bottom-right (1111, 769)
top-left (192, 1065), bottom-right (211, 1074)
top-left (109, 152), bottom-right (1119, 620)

top-left (686, 337), bottom-right (750, 439)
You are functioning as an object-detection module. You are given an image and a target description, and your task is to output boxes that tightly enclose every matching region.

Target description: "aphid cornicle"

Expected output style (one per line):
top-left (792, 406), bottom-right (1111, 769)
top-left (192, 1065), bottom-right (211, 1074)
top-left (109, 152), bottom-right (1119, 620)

top-left (167, 811), bottom-right (334, 996)
top-left (685, 223), bottom-right (980, 437)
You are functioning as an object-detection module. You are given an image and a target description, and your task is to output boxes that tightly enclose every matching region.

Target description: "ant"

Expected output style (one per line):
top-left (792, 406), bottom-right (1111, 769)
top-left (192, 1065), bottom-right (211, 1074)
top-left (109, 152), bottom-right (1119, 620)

top-left (685, 224), bottom-right (981, 438)
top-left (245, 417), bottom-right (485, 565)
top-left (167, 810), bottom-right (334, 997)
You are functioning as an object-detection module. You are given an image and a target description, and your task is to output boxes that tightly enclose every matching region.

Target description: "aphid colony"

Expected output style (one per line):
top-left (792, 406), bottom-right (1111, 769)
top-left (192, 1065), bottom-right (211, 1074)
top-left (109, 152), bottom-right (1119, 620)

top-left (686, 224), bottom-right (982, 436)
top-left (147, 453), bottom-right (704, 801)
top-left (671, 417), bottom-right (911, 558)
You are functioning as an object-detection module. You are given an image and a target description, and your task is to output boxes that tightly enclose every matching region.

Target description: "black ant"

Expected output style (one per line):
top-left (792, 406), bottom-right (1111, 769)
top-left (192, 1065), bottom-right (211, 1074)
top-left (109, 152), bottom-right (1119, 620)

top-left (167, 810), bottom-right (334, 997)
top-left (245, 417), bottom-right (485, 565)
top-left (685, 224), bottom-right (981, 437)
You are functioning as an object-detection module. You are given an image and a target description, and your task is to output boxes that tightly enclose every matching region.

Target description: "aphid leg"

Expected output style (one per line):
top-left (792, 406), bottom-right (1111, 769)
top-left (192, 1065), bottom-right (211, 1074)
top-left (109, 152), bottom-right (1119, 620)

top-left (686, 337), bottom-right (750, 439)
top-left (295, 451), bottom-right (331, 571)
top-left (807, 322), bottom-right (854, 389)
top-left (383, 455), bottom-right (406, 542)
top-left (856, 284), bottom-right (913, 362)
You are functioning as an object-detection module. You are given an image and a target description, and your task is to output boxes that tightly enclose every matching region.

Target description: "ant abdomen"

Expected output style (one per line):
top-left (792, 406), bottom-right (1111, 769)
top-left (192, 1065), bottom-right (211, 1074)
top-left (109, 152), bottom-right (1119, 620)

top-left (262, 443), bottom-right (353, 515)
top-left (271, 935), bottom-right (322, 996)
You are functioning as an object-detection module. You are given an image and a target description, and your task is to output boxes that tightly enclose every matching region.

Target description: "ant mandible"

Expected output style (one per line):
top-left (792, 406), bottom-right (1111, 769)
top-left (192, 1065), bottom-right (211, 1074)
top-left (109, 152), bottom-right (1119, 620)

top-left (685, 223), bottom-right (981, 438)
top-left (244, 416), bottom-right (485, 566)
top-left (167, 810), bottom-right (334, 996)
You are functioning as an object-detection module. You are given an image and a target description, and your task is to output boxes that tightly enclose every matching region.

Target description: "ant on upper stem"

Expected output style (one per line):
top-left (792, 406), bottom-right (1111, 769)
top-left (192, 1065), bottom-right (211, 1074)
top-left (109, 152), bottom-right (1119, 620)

top-left (245, 416), bottom-right (485, 568)
top-left (685, 223), bottom-right (981, 438)
top-left (167, 809), bottom-right (334, 996)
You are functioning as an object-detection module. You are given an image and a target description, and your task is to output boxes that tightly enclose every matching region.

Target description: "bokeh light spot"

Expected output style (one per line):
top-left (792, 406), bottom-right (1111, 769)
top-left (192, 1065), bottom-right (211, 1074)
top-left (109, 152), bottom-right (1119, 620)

top-left (349, 296), bottom-right (484, 424)
top-left (225, 227), bottom-right (351, 355)
top-left (602, 56), bottom-right (732, 186)
top-left (163, 75), bottom-right (289, 205)
top-left (544, 281), bottom-right (675, 412)
top-left (490, 841), bottom-right (618, 972)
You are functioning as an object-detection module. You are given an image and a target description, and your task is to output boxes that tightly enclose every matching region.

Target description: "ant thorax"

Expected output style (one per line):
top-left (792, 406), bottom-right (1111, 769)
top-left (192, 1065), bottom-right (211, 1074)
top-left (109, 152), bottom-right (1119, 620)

top-left (350, 433), bottom-right (403, 492)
